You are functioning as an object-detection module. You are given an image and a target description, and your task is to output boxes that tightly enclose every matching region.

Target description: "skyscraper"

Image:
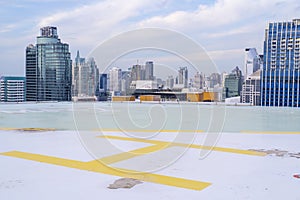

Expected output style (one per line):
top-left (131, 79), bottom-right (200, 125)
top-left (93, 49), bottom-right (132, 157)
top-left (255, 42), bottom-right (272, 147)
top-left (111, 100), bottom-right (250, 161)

top-left (178, 67), bottom-right (188, 88)
top-left (121, 71), bottom-right (131, 95)
top-left (25, 26), bottom-right (72, 101)
top-left (72, 51), bottom-right (99, 97)
top-left (131, 64), bottom-right (143, 81)
top-left (72, 50), bottom-right (85, 97)
top-left (144, 61), bottom-right (154, 80)
top-left (223, 66), bottom-right (243, 99)
top-left (261, 19), bottom-right (300, 107)
top-left (99, 73), bottom-right (108, 94)
top-left (96, 73), bottom-right (108, 101)
top-left (109, 67), bottom-right (122, 92)
top-left (244, 48), bottom-right (261, 79)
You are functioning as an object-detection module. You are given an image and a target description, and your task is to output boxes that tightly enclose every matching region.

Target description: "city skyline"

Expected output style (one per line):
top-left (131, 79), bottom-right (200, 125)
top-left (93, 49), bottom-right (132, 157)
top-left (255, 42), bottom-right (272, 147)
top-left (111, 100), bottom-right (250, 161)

top-left (1, 0), bottom-right (300, 76)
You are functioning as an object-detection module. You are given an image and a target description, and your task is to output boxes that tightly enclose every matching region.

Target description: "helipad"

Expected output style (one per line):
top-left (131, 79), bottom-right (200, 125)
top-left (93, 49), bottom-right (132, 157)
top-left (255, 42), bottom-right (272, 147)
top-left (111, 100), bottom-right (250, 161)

top-left (0, 102), bottom-right (300, 199)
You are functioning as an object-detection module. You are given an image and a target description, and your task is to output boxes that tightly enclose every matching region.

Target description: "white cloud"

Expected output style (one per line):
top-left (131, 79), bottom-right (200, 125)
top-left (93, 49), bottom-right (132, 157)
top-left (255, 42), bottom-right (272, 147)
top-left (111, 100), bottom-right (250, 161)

top-left (2, 0), bottom-right (300, 75)
top-left (137, 0), bottom-right (300, 46)
top-left (37, 0), bottom-right (167, 56)
top-left (133, 0), bottom-right (300, 71)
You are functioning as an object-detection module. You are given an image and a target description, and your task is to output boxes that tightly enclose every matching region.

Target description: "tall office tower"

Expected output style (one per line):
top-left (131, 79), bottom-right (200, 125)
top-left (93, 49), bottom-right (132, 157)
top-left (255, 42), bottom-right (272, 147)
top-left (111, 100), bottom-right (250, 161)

top-left (109, 67), bottom-right (122, 92)
top-left (0, 76), bottom-right (25, 102)
top-left (25, 26), bottom-right (72, 101)
top-left (86, 57), bottom-right (99, 96)
top-left (72, 50), bottom-right (85, 97)
top-left (144, 61), bottom-right (154, 80)
top-left (121, 71), bottom-right (131, 95)
top-left (25, 44), bottom-right (37, 101)
top-left (178, 67), bottom-right (188, 88)
top-left (244, 48), bottom-right (261, 79)
top-left (223, 66), bottom-right (243, 99)
top-left (241, 70), bottom-right (261, 105)
top-left (261, 19), bottom-right (300, 107)
top-left (99, 74), bottom-right (108, 94)
top-left (96, 73), bottom-right (108, 101)
top-left (73, 51), bottom-right (99, 97)
top-left (131, 64), bottom-right (144, 81)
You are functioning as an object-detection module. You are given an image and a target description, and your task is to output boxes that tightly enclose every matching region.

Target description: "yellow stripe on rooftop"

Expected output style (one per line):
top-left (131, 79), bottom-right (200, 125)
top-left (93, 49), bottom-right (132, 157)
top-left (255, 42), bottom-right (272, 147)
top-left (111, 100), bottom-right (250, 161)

top-left (96, 128), bottom-right (203, 133)
top-left (98, 135), bottom-right (266, 156)
top-left (241, 130), bottom-right (300, 134)
top-left (0, 127), bottom-right (56, 131)
top-left (88, 144), bottom-right (168, 165)
top-left (0, 151), bottom-right (211, 191)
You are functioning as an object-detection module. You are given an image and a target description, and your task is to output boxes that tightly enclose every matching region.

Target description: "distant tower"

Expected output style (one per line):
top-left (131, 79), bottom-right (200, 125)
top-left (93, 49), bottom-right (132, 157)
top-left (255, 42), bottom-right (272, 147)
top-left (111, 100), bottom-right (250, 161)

top-left (178, 67), bottom-right (188, 88)
top-left (223, 66), bottom-right (243, 98)
top-left (193, 72), bottom-right (204, 89)
top-left (131, 64), bottom-right (143, 81)
top-left (244, 48), bottom-right (260, 79)
top-left (145, 61), bottom-right (154, 80)
top-left (166, 75), bottom-right (174, 89)
top-left (25, 26), bottom-right (72, 101)
top-left (109, 67), bottom-right (122, 92)
top-left (72, 51), bottom-right (99, 97)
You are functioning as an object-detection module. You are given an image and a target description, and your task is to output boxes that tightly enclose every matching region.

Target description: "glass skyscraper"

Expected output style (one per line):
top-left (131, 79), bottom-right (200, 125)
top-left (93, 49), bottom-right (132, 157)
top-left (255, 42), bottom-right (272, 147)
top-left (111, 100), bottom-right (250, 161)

top-left (25, 26), bottom-right (72, 101)
top-left (223, 66), bottom-right (243, 99)
top-left (261, 19), bottom-right (300, 107)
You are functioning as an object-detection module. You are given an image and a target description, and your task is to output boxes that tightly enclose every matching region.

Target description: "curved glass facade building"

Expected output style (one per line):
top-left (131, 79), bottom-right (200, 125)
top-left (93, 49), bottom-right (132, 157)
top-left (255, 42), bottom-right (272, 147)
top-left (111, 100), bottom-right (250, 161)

top-left (25, 26), bottom-right (72, 101)
top-left (261, 19), bottom-right (300, 107)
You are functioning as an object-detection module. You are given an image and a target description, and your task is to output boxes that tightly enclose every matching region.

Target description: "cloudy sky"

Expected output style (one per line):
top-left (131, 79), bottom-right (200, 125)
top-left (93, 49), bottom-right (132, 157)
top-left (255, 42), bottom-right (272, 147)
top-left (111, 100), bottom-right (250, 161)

top-left (1, 0), bottom-right (300, 77)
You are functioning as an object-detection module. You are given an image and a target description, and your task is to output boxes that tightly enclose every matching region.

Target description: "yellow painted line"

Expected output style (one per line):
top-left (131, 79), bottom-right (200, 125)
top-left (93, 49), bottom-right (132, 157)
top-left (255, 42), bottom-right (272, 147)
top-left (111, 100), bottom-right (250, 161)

top-left (0, 128), bottom-right (16, 131)
top-left (88, 144), bottom-right (168, 165)
top-left (99, 135), bottom-right (266, 156)
top-left (241, 131), bottom-right (300, 135)
top-left (0, 151), bottom-right (211, 191)
top-left (96, 128), bottom-right (203, 133)
top-left (0, 127), bottom-right (56, 131)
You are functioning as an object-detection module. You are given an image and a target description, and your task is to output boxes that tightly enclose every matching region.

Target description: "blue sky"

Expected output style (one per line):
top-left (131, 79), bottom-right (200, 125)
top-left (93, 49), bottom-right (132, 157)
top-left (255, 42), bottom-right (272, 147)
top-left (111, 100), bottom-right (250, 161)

top-left (1, 0), bottom-right (300, 77)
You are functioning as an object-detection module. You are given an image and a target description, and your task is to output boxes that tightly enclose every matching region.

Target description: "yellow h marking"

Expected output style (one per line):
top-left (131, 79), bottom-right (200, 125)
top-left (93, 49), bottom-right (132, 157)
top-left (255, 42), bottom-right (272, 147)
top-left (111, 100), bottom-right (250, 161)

top-left (0, 151), bottom-right (211, 191)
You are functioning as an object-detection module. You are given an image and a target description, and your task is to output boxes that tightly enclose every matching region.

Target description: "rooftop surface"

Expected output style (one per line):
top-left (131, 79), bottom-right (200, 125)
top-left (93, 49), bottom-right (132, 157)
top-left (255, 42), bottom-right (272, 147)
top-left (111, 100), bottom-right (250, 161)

top-left (0, 102), bottom-right (300, 199)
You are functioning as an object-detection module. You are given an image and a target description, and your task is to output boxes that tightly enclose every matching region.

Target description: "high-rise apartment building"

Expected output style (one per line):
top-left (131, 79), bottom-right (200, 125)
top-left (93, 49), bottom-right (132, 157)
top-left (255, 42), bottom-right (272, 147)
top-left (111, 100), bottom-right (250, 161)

top-left (261, 19), bottom-right (300, 107)
top-left (0, 76), bottom-right (25, 102)
top-left (25, 26), bottom-right (72, 101)
top-left (241, 70), bottom-right (261, 105)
